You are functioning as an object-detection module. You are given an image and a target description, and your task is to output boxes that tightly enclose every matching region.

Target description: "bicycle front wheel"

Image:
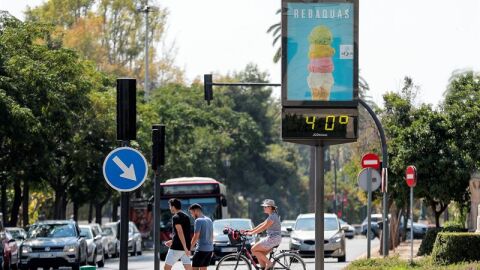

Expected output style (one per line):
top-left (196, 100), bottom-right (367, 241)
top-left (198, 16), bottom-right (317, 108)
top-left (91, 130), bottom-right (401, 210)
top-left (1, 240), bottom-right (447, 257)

top-left (216, 253), bottom-right (252, 270)
top-left (273, 252), bottom-right (306, 270)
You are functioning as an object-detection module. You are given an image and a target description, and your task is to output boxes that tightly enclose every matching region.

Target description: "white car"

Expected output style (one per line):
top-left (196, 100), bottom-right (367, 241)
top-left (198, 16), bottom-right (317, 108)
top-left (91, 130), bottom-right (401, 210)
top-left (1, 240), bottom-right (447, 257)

top-left (79, 225), bottom-right (105, 267)
top-left (289, 213), bottom-right (346, 262)
top-left (281, 220), bottom-right (296, 237)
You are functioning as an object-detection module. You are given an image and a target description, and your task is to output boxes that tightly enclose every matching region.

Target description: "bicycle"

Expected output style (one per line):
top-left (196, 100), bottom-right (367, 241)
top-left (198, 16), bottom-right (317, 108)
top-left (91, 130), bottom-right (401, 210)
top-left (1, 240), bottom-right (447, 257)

top-left (216, 228), bottom-right (306, 270)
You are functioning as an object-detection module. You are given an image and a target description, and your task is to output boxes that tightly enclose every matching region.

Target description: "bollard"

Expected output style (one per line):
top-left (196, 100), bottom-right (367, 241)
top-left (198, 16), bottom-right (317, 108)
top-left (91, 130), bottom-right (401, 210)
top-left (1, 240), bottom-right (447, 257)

top-left (80, 266), bottom-right (96, 270)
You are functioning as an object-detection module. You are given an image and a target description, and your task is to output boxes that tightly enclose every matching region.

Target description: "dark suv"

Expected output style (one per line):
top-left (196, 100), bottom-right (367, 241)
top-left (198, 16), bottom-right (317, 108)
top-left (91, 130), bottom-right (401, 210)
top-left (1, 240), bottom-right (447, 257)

top-left (19, 220), bottom-right (88, 270)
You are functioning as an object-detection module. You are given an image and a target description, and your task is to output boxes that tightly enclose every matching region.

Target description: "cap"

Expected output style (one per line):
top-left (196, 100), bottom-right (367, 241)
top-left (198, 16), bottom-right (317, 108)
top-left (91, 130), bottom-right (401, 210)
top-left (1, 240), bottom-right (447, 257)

top-left (260, 199), bottom-right (277, 208)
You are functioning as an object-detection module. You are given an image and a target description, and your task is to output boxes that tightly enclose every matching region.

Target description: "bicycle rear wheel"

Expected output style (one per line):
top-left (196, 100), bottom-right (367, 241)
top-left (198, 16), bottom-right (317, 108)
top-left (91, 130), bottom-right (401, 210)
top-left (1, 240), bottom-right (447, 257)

top-left (272, 252), bottom-right (306, 270)
top-left (216, 253), bottom-right (252, 270)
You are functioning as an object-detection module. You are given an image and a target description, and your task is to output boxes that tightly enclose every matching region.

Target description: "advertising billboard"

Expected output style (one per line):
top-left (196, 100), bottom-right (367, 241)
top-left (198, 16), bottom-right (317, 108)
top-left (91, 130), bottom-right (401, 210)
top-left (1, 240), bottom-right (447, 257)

top-left (282, 0), bottom-right (358, 107)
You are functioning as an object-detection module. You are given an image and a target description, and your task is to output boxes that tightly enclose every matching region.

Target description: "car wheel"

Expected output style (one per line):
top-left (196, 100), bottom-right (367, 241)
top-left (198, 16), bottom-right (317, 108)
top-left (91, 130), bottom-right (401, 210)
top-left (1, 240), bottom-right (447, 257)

top-left (368, 230), bottom-right (376, 240)
top-left (130, 245), bottom-right (136, 256)
top-left (338, 254), bottom-right (346, 262)
top-left (71, 263), bottom-right (80, 270)
top-left (137, 242), bottom-right (142, 256)
top-left (89, 250), bottom-right (96, 266)
top-left (97, 250), bottom-right (105, 268)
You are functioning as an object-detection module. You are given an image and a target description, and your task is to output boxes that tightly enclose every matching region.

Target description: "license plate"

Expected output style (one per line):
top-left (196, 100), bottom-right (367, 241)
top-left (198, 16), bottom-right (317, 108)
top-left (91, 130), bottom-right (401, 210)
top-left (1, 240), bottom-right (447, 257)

top-left (39, 253), bottom-right (54, 258)
top-left (221, 247), bottom-right (237, 253)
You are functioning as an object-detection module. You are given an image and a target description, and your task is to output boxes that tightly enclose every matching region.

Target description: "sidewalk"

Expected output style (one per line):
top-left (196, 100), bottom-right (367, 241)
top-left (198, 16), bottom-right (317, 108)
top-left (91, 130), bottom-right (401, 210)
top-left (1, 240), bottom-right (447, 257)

top-left (370, 239), bottom-right (422, 260)
top-left (355, 238), bottom-right (422, 261)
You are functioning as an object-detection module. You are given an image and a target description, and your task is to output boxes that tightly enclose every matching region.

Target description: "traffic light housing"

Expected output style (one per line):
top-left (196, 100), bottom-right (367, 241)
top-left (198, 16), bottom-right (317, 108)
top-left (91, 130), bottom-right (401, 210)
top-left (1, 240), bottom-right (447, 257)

top-left (204, 74), bottom-right (213, 105)
top-left (116, 78), bottom-right (136, 141)
top-left (151, 124), bottom-right (165, 171)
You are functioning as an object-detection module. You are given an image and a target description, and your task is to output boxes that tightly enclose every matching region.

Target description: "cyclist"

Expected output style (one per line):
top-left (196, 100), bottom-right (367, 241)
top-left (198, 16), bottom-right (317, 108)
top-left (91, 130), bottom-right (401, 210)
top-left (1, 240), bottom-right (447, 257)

top-left (246, 199), bottom-right (282, 270)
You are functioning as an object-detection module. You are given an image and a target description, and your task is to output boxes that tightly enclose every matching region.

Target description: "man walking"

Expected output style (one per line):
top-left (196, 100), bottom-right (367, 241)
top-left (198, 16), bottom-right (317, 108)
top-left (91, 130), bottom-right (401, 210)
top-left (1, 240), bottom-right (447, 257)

top-left (189, 204), bottom-right (214, 270)
top-left (164, 198), bottom-right (192, 270)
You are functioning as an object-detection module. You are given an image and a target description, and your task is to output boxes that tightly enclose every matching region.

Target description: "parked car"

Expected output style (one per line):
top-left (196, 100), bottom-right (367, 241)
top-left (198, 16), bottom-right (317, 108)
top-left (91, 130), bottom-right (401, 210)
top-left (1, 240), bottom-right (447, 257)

top-left (5, 227), bottom-right (27, 246)
top-left (289, 213), bottom-right (346, 262)
top-left (338, 219), bottom-right (355, 239)
top-left (360, 214), bottom-right (383, 239)
top-left (212, 219), bottom-right (256, 261)
top-left (112, 222), bottom-right (142, 256)
top-left (79, 225), bottom-right (105, 267)
top-left (281, 220), bottom-right (296, 237)
top-left (89, 223), bottom-right (110, 258)
top-left (19, 220), bottom-right (88, 270)
top-left (101, 224), bottom-right (119, 258)
top-left (399, 219), bottom-right (428, 239)
top-left (0, 230), bottom-right (19, 270)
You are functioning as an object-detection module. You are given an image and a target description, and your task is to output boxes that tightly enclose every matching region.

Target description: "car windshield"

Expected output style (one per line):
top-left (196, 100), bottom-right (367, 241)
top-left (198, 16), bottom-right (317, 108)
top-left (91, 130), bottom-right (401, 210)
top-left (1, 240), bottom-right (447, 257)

top-left (102, 227), bottom-right (113, 236)
top-left (213, 220), bottom-right (252, 234)
top-left (28, 223), bottom-right (77, 238)
top-left (7, 229), bottom-right (25, 239)
top-left (80, 228), bottom-right (93, 239)
top-left (295, 217), bottom-right (339, 231)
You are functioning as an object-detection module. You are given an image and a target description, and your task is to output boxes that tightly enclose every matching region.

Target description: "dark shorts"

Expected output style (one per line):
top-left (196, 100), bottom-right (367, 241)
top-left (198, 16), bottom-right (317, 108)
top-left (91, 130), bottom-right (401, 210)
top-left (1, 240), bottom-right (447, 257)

top-left (192, 251), bottom-right (213, 267)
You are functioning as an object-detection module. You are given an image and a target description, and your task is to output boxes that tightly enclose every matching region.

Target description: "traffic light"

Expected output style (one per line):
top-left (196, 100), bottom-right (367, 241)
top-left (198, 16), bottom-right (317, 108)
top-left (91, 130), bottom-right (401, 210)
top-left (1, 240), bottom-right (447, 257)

top-left (204, 74), bottom-right (213, 105)
top-left (151, 124), bottom-right (165, 172)
top-left (116, 78), bottom-right (136, 141)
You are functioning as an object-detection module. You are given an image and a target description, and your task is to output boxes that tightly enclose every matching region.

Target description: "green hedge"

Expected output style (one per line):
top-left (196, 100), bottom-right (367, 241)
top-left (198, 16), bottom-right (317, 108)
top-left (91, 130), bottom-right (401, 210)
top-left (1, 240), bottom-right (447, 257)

top-left (417, 226), bottom-right (466, 256)
top-left (431, 232), bottom-right (480, 265)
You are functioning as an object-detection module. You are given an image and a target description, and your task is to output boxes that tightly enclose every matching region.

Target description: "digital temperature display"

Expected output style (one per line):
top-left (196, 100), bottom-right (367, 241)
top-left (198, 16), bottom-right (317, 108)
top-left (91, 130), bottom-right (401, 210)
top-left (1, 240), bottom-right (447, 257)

top-left (282, 108), bottom-right (358, 143)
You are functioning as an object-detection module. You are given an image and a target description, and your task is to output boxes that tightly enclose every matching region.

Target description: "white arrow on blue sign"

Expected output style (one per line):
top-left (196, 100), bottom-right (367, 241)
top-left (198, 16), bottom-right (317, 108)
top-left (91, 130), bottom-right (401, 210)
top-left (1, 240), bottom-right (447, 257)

top-left (103, 147), bottom-right (148, 192)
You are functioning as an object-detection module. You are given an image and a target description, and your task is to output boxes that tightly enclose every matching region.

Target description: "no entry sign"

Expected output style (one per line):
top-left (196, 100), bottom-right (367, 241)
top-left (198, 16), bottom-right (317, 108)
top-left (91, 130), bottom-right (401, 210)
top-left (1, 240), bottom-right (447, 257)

top-left (362, 153), bottom-right (380, 171)
top-left (406, 165), bottom-right (417, 187)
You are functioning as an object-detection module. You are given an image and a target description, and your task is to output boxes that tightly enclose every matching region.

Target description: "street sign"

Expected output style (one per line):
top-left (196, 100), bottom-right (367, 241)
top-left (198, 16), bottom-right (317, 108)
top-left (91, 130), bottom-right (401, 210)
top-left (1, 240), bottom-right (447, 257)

top-left (103, 147), bottom-right (148, 192)
top-left (362, 153), bottom-right (380, 170)
top-left (406, 165), bottom-right (417, 187)
top-left (357, 168), bottom-right (381, 191)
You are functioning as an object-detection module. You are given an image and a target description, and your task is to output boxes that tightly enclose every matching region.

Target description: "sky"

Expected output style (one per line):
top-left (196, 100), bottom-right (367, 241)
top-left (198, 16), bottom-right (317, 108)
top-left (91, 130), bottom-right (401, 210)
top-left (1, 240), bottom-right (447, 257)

top-left (2, 0), bottom-right (480, 107)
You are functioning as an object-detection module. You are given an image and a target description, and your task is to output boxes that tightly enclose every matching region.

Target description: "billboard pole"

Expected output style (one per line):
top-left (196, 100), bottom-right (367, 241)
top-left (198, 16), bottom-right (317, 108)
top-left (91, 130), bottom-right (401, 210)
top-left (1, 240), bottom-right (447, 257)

top-left (315, 143), bottom-right (325, 270)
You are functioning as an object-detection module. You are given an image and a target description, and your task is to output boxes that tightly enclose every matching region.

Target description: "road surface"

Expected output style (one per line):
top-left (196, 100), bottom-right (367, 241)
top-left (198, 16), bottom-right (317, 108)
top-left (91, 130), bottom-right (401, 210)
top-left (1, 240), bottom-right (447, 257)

top-left (103, 236), bottom-right (379, 270)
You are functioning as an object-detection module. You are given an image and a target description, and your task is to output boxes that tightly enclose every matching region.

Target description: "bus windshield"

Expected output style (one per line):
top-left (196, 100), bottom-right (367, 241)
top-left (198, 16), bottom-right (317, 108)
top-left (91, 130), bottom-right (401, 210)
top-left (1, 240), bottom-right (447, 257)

top-left (160, 197), bottom-right (220, 229)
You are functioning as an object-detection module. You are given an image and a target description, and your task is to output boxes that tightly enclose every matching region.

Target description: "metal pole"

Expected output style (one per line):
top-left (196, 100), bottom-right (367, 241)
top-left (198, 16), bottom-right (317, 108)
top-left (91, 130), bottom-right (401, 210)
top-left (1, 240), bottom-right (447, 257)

top-left (367, 168), bottom-right (372, 259)
top-left (410, 187), bottom-right (414, 263)
top-left (154, 171), bottom-right (161, 270)
top-left (144, 1), bottom-right (149, 100)
top-left (333, 159), bottom-right (337, 215)
top-left (359, 99), bottom-right (389, 256)
top-left (119, 136), bottom-right (129, 270)
top-left (315, 144), bottom-right (325, 270)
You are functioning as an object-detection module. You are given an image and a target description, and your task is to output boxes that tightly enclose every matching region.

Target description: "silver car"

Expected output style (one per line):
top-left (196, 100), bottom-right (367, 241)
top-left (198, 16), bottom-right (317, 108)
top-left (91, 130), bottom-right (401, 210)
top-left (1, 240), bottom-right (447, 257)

top-left (79, 225), bottom-right (105, 268)
top-left (111, 222), bottom-right (142, 256)
top-left (5, 227), bottom-right (27, 246)
top-left (19, 220), bottom-right (88, 270)
top-left (289, 213), bottom-right (346, 262)
top-left (101, 224), bottom-right (119, 258)
top-left (89, 223), bottom-right (110, 258)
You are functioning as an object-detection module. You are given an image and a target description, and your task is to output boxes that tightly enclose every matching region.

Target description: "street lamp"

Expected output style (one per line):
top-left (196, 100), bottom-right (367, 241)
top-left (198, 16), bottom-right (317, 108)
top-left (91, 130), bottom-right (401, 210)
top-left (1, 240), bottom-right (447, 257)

top-left (137, 1), bottom-right (158, 100)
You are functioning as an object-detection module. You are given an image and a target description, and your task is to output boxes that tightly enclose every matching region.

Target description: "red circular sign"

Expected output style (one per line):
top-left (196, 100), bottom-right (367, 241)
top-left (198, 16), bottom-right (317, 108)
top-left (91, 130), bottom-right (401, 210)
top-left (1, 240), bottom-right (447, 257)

top-left (406, 165), bottom-right (417, 187)
top-left (361, 153), bottom-right (380, 170)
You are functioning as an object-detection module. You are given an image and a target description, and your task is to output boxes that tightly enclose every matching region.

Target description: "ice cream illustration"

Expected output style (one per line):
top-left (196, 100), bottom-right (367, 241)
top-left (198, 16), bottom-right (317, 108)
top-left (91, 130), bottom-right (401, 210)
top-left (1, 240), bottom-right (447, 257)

top-left (307, 26), bottom-right (335, 100)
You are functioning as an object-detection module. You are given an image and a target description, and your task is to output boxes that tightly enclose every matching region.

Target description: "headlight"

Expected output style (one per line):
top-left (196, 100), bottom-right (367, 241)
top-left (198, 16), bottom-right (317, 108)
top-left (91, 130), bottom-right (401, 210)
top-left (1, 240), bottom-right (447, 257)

top-left (128, 237), bottom-right (133, 242)
top-left (21, 246), bottom-right (32, 254)
top-left (331, 233), bottom-right (343, 243)
top-left (64, 245), bottom-right (77, 253)
top-left (291, 238), bottom-right (302, 245)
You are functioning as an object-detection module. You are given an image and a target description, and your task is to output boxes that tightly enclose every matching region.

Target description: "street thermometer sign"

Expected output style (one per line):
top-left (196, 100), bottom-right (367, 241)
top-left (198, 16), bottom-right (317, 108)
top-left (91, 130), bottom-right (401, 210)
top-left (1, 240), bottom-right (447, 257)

top-left (406, 165), bottom-right (417, 187)
top-left (361, 153), bottom-right (380, 171)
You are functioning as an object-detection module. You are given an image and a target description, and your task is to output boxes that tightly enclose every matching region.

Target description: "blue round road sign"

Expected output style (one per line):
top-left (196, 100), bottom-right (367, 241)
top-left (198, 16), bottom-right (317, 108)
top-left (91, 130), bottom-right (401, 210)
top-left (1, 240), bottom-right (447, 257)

top-left (103, 147), bottom-right (148, 192)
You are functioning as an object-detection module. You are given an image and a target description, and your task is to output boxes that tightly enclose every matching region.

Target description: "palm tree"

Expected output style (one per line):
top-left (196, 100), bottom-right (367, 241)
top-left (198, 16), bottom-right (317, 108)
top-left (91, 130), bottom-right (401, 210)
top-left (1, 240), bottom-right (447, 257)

top-left (266, 9), bottom-right (282, 63)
